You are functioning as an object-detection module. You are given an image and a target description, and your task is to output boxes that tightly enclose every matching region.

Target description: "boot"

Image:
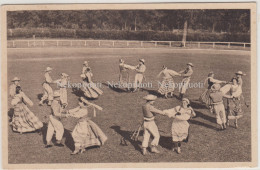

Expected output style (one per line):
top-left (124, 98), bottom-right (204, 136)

top-left (151, 146), bottom-right (160, 154)
top-left (55, 140), bottom-right (64, 147)
top-left (45, 141), bottom-right (52, 148)
top-left (142, 148), bottom-right (147, 155)
top-left (176, 147), bottom-right (181, 154)
top-left (223, 123), bottom-right (226, 129)
top-left (234, 119), bottom-right (238, 129)
top-left (71, 147), bottom-right (80, 155)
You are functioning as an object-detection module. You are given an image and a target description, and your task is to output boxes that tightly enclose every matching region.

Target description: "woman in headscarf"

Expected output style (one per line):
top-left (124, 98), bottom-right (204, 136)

top-left (162, 98), bottom-right (196, 154)
top-left (81, 67), bottom-right (103, 99)
top-left (67, 97), bottom-right (107, 155)
top-left (54, 73), bottom-right (70, 108)
top-left (10, 86), bottom-right (43, 134)
top-left (199, 72), bottom-right (226, 110)
top-left (157, 65), bottom-right (181, 98)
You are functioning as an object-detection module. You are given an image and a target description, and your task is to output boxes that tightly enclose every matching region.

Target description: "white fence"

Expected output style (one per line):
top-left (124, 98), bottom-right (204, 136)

top-left (7, 39), bottom-right (251, 49)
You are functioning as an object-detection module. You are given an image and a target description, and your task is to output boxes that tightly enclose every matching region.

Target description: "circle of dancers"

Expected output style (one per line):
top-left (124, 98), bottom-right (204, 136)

top-left (9, 58), bottom-right (248, 156)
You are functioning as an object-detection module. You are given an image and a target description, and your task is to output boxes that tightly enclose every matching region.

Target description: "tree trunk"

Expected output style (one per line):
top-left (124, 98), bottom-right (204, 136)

top-left (124, 21), bottom-right (127, 30)
top-left (134, 17), bottom-right (137, 31)
top-left (212, 22), bottom-right (216, 32)
top-left (181, 20), bottom-right (188, 47)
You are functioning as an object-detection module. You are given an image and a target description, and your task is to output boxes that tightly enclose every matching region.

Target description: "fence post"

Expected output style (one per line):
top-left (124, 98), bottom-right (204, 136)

top-left (84, 41), bottom-right (87, 46)
top-left (57, 41), bottom-right (59, 47)
top-left (155, 42), bottom-right (157, 47)
top-left (70, 41), bottom-right (72, 46)
top-left (33, 41), bottom-right (36, 47)
top-left (198, 42), bottom-right (200, 48)
top-left (28, 41), bottom-right (30, 47)
top-left (99, 41), bottom-right (101, 47)
top-left (12, 41), bottom-right (15, 48)
top-left (141, 41), bottom-right (143, 47)
top-left (244, 43), bottom-right (246, 48)
top-left (183, 42), bottom-right (186, 47)
top-left (127, 41), bottom-right (129, 47)
top-left (112, 41), bottom-right (115, 47)
top-left (228, 43), bottom-right (230, 48)
top-left (213, 42), bottom-right (215, 48)
top-left (169, 42), bottom-right (171, 47)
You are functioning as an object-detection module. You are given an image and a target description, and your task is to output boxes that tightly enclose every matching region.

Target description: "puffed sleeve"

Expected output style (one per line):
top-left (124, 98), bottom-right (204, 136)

top-left (175, 113), bottom-right (191, 121)
top-left (69, 108), bottom-right (88, 118)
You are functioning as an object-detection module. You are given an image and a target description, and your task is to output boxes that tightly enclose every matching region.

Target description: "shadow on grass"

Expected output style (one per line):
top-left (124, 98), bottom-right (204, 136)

top-left (102, 83), bottom-right (128, 93)
top-left (189, 119), bottom-right (217, 130)
top-left (71, 87), bottom-right (84, 97)
top-left (110, 125), bottom-right (142, 153)
top-left (159, 136), bottom-right (172, 150)
top-left (8, 108), bottom-right (14, 122)
top-left (193, 110), bottom-right (216, 124)
top-left (37, 93), bottom-right (43, 101)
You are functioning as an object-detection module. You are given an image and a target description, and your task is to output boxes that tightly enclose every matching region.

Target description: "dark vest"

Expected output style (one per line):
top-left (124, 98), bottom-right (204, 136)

top-left (208, 78), bottom-right (214, 89)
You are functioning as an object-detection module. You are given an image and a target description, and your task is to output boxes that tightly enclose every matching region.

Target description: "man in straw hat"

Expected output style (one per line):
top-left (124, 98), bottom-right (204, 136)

top-left (9, 77), bottom-right (21, 98)
top-left (209, 84), bottom-right (227, 130)
top-left (235, 71), bottom-right (246, 87)
top-left (141, 94), bottom-right (164, 155)
top-left (133, 59), bottom-right (146, 92)
top-left (178, 63), bottom-right (194, 100)
top-left (39, 67), bottom-right (54, 106)
top-left (45, 90), bottom-right (67, 148)
top-left (82, 61), bottom-right (89, 74)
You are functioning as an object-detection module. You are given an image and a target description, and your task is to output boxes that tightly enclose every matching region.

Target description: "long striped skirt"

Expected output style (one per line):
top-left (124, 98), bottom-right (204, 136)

top-left (11, 103), bottom-right (43, 133)
top-left (227, 97), bottom-right (243, 120)
top-left (82, 82), bottom-right (103, 99)
top-left (158, 78), bottom-right (175, 95)
top-left (199, 89), bottom-right (212, 108)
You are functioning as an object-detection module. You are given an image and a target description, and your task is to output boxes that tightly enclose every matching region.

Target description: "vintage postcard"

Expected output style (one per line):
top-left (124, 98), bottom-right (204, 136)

top-left (1, 3), bottom-right (257, 169)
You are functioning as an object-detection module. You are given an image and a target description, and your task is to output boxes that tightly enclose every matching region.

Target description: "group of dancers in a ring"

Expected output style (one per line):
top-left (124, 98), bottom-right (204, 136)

top-left (9, 58), bottom-right (247, 155)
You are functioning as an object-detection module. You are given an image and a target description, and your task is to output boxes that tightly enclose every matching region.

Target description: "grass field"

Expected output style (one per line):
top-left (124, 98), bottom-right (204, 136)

top-left (7, 48), bottom-right (251, 163)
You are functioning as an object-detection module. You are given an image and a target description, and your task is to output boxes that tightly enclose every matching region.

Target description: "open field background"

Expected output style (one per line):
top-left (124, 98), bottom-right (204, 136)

top-left (7, 48), bottom-right (251, 163)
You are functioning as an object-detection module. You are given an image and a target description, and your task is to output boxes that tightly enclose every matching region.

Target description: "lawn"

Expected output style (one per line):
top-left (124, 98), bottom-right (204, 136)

top-left (7, 48), bottom-right (251, 163)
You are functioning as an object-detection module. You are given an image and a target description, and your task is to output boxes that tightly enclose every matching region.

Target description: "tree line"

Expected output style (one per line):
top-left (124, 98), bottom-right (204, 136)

top-left (7, 9), bottom-right (250, 33)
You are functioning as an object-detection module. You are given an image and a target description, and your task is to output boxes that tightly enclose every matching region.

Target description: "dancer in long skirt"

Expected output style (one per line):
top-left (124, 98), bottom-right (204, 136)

top-left (11, 86), bottom-right (43, 134)
top-left (81, 67), bottom-right (103, 99)
top-left (9, 77), bottom-right (21, 98)
top-left (82, 61), bottom-right (89, 74)
top-left (54, 73), bottom-right (69, 108)
top-left (133, 59), bottom-right (146, 92)
top-left (199, 72), bottom-right (226, 109)
top-left (162, 98), bottom-right (196, 154)
top-left (141, 95), bottom-right (164, 155)
top-left (209, 84), bottom-right (229, 130)
top-left (39, 67), bottom-right (54, 106)
top-left (157, 65), bottom-right (181, 98)
top-left (178, 63), bottom-right (194, 100)
top-left (119, 59), bottom-right (135, 91)
top-left (68, 97), bottom-right (107, 155)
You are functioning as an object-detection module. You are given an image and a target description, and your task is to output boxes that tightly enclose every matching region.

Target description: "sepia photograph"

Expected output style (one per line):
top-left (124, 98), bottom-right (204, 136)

top-left (1, 3), bottom-right (257, 169)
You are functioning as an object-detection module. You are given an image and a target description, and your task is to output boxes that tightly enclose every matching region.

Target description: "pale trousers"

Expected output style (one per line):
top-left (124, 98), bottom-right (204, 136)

top-left (142, 121), bottom-right (160, 148)
top-left (213, 103), bottom-right (226, 125)
top-left (134, 73), bottom-right (144, 89)
top-left (46, 115), bottom-right (64, 142)
top-left (179, 77), bottom-right (190, 94)
top-left (41, 83), bottom-right (53, 101)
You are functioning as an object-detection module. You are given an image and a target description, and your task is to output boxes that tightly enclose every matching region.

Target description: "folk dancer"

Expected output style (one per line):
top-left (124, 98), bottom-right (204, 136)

top-left (10, 86), bottom-right (43, 134)
top-left (81, 67), bottom-right (103, 99)
top-left (39, 67), bottom-right (54, 106)
top-left (178, 63), bottom-right (194, 100)
top-left (209, 84), bottom-right (229, 130)
top-left (82, 61), bottom-right (89, 74)
top-left (162, 98), bottom-right (196, 154)
top-left (199, 72), bottom-right (226, 111)
top-left (54, 73), bottom-right (70, 108)
top-left (141, 94), bottom-right (164, 155)
top-left (45, 91), bottom-right (67, 148)
top-left (157, 65), bottom-right (181, 98)
top-left (9, 77), bottom-right (21, 98)
top-left (67, 97), bottom-right (107, 155)
top-left (133, 59), bottom-right (146, 92)
top-left (119, 59), bottom-right (135, 91)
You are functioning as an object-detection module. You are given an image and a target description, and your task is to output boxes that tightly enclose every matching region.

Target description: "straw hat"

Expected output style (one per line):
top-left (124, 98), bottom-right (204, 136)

top-left (139, 59), bottom-right (145, 64)
top-left (119, 59), bottom-right (124, 63)
top-left (83, 61), bottom-right (88, 65)
top-left (143, 94), bottom-right (157, 101)
top-left (187, 63), bottom-right (194, 67)
top-left (12, 77), bottom-right (21, 82)
top-left (53, 90), bottom-right (61, 97)
top-left (45, 67), bottom-right (52, 72)
top-left (211, 84), bottom-right (221, 91)
top-left (182, 98), bottom-right (190, 104)
top-left (235, 71), bottom-right (246, 76)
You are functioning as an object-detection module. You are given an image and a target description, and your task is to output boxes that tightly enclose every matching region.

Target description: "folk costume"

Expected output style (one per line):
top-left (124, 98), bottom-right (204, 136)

top-left (82, 61), bottom-right (89, 74)
top-left (209, 84), bottom-right (227, 130)
top-left (163, 98), bottom-right (195, 154)
top-left (141, 95), bottom-right (164, 155)
top-left (45, 91), bottom-right (67, 148)
top-left (39, 67), bottom-right (54, 106)
top-left (157, 66), bottom-right (181, 98)
top-left (11, 87), bottom-right (43, 133)
top-left (81, 68), bottom-right (103, 99)
top-left (9, 77), bottom-right (21, 98)
top-left (178, 63), bottom-right (193, 99)
top-left (68, 97), bottom-right (107, 155)
top-left (54, 73), bottom-right (69, 108)
top-left (133, 59), bottom-right (146, 92)
top-left (119, 59), bottom-right (135, 90)
top-left (199, 72), bottom-right (226, 108)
